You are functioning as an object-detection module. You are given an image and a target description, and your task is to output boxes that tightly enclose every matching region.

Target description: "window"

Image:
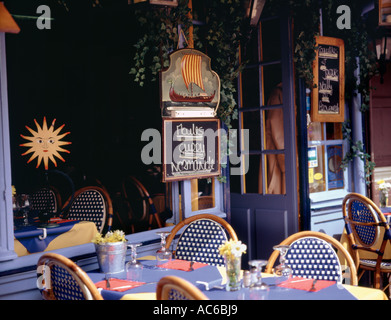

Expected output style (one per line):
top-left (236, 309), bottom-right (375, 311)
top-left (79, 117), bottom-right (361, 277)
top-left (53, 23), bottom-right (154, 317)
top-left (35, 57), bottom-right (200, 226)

top-left (308, 122), bottom-right (346, 194)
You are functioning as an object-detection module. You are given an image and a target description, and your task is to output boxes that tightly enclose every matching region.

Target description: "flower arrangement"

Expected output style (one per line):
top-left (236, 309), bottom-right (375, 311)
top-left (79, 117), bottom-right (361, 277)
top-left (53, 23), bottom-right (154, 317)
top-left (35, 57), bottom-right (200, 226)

top-left (92, 230), bottom-right (126, 245)
top-left (219, 239), bottom-right (247, 259)
top-left (377, 180), bottom-right (391, 192)
top-left (219, 239), bottom-right (246, 291)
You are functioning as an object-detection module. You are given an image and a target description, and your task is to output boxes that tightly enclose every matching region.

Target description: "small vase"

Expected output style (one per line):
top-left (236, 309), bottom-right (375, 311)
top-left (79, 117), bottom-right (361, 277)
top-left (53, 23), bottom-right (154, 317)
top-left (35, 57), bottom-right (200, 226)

top-left (224, 254), bottom-right (241, 291)
top-left (380, 190), bottom-right (389, 208)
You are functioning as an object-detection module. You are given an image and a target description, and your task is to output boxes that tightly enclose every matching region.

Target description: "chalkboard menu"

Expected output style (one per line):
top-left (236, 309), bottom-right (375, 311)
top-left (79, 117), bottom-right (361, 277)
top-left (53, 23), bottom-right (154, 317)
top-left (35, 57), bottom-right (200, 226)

top-left (162, 118), bottom-right (220, 181)
top-left (311, 36), bottom-right (345, 122)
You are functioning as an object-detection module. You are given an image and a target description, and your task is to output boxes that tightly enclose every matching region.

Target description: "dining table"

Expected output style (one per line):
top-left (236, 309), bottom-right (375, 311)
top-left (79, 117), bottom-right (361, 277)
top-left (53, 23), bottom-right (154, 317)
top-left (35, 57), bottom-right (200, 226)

top-left (87, 257), bottom-right (388, 300)
top-left (14, 217), bottom-right (98, 257)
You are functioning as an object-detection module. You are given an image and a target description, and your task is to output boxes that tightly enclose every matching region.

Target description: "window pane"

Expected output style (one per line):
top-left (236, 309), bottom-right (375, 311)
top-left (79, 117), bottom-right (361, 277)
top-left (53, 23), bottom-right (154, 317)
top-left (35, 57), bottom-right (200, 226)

top-left (308, 145), bottom-right (326, 193)
top-left (266, 153), bottom-right (285, 194)
top-left (326, 145), bottom-right (344, 190)
top-left (242, 111), bottom-right (261, 150)
top-left (308, 122), bottom-right (323, 141)
top-left (261, 18), bottom-right (281, 62)
top-left (265, 108), bottom-right (284, 151)
top-left (191, 179), bottom-right (215, 211)
top-left (241, 67), bottom-right (260, 108)
top-left (263, 64), bottom-right (282, 105)
top-left (244, 155), bottom-right (261, 194)
top-left (326, 122), bottom-right (342, 140)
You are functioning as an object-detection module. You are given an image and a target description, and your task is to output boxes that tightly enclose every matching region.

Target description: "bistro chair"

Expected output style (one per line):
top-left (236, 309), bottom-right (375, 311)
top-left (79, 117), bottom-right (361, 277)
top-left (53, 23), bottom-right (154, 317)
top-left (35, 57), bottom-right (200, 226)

top-left (37, 252), bottom-right (103, 300)
top-left (156, 275), bottom-right (209, 300)
top-left (342, 192), bottom-right (391, 291)
top-left (29, 187), bottom-right (61, 216)
top-left (265, 231), bottom-right (358, 286)
top-left (120, 176), bottom-right (165, 233)
top-left (165, 214), bottom-right (238, 267)
top-left (62, 186), bottom-right (113, 233)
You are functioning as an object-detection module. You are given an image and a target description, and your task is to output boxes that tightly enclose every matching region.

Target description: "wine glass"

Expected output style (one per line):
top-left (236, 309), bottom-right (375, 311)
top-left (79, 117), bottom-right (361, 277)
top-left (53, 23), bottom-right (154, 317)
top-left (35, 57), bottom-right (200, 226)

top-left (273, 244), bottom-right (293, 284)
top-left (126, 243), bottom-right (143, 281)
top-left (248, 260), bottom-right (269, 300)
top-left (156, 231), bottom-right (172, 268)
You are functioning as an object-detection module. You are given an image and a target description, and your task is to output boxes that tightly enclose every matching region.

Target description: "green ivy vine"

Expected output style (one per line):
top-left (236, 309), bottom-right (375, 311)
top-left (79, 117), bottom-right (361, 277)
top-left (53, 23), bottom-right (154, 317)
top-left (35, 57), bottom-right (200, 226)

top-left (129, 0), bottom-right (246, 128)
top-left (267, 0), bottom-right (378, 183)
top-left (129, 0), bottom-right (379, 183)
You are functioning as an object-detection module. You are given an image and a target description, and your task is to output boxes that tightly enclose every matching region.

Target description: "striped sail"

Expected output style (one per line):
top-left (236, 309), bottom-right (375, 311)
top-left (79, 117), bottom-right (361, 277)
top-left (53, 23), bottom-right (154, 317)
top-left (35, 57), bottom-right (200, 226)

top-left (181, 54), bottom-right (205, 92)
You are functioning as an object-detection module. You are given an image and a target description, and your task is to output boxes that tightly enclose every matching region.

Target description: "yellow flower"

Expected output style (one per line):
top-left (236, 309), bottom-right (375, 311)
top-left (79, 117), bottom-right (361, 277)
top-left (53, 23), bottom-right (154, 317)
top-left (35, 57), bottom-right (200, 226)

top-left (92, 230), bottom-right (126, 244)
top-left (11, 185), bottom-right (16, 197)
top-left (219, 239), bottom-right (246, 259)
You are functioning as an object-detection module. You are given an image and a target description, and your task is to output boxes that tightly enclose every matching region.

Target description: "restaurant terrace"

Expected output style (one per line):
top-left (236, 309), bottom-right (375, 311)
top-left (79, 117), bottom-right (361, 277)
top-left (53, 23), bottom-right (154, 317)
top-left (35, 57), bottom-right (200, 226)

top-left (0, 0), bottom-right (391, 303)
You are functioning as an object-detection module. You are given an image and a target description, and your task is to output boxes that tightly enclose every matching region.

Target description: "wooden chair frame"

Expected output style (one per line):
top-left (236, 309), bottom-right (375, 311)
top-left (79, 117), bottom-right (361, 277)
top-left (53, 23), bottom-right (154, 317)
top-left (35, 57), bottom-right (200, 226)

top-left (165, 213), bottom-right (238, 253)
top-left (265, 230), bottom-right (358, 286)
top-left (342, 192), bottom-right (391, 290)
top-left (62, 186), bottom-right (113, 232)
top-left (121, 176), bottom-right (163, 233)
top-left (37, 253), bottom-right (103, 300)
top-left (156, 275), bottom-right (208, 300)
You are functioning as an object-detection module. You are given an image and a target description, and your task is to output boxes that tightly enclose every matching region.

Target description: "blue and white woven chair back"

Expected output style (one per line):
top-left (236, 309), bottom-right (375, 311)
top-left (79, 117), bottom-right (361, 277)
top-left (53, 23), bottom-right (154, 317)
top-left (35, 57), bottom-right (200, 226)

top-left (67, 189), bottom-right (106, 232)
top-left (175, 218), bottom-right (228, 266)
top-left (50, 263), bottom-right (93, 300)
top-left (166, 286), bottom-right (190, 300)
top-left (349, 199), bottom-right (380, 247)
top-left (30, 188), bottom-right (57, 213)
top-left (285, 236), bottom-right (343, 283)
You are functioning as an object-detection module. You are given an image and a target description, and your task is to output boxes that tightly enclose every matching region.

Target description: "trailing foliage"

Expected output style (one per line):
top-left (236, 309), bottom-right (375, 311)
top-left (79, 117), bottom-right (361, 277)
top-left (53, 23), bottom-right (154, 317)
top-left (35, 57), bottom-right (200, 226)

top-left (129, 0), bottom-right (246, 128)
top-left (129, 0), bottom-right (378, 182)
top-left (267, 0), bottom-right (377, 182)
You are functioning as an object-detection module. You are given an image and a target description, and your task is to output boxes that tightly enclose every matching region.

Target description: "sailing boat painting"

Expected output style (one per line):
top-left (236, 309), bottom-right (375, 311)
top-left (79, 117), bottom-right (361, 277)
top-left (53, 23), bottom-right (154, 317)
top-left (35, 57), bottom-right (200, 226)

top-left (161, 49), bottom-right (220, 117)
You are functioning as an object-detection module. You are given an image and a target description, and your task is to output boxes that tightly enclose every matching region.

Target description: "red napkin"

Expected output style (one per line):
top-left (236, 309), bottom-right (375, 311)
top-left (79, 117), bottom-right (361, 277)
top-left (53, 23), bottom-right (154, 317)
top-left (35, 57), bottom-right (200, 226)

top-left (157, 259), bottom-right (207, 271)
top-left (95, 278), bottom-right (146, 292)
top-left (277, 277), bottom-right (335, 292)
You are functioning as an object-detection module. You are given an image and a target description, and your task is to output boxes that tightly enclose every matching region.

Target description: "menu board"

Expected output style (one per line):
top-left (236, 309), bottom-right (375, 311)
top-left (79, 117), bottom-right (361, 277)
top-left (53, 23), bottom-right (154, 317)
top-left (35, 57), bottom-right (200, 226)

top-left (311, 36), bottom-right (345, 122)
top-left (162, 118), bottom-right (220, 181)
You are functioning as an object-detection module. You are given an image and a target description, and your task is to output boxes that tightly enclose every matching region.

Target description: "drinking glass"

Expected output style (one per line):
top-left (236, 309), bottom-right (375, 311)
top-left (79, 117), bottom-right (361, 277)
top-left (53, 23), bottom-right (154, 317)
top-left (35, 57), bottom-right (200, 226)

top-left (248, 260), bottom-right (269, 300)
top-left (156, 231), bottom-right (172, 267)
top-left (126, 243), bottom-right (143, 281)
top-left (273, 244), bottom-right (293, 281)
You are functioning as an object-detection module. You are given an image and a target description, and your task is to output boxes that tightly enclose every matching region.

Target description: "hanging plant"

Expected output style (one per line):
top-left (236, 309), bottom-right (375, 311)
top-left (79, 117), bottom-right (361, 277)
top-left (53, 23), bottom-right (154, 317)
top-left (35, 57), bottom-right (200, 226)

top-left (129, 1), bottom-right (192, 86)
top-left (268, 0), bottom-right (378, 182)
top-left (129, 0), bottom-right (246, 128)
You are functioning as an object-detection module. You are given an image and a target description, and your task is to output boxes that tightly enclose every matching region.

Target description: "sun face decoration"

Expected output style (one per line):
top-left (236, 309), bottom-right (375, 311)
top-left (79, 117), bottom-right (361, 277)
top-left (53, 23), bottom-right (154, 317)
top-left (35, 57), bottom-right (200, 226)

top-left (20, 117), bottom-right (71, 170)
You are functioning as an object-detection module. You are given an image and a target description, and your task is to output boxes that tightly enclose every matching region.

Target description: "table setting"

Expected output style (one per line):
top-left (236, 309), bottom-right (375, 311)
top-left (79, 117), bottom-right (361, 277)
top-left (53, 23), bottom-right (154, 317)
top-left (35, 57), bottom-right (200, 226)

top-left (85, 234), bottom-right (387, 300)
top-left (14, 215), bottom-right (98, 257)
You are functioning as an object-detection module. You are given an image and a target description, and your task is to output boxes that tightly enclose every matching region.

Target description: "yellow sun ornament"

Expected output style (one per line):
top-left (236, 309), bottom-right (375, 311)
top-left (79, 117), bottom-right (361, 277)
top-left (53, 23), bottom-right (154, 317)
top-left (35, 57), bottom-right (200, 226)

top-left (20, 117), bottom-right (71, 170)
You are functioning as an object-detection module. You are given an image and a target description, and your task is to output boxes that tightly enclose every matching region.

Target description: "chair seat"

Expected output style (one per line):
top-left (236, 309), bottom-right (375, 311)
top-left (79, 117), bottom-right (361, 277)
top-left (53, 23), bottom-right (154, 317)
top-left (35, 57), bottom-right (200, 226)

top-left (360, 259), bottom-right (391, 271)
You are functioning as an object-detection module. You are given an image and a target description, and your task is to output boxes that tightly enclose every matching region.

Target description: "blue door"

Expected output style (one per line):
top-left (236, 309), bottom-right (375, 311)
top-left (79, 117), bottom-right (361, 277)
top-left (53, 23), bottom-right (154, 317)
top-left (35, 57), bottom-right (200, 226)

top-left (230, 14), bottom-right (299, 263)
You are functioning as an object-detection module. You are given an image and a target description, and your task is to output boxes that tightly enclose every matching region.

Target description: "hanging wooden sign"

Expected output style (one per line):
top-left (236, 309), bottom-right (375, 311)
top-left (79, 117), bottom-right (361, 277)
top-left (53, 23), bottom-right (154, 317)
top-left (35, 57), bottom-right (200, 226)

top-left (160, 48), bottom-right (220, 118)
top-left (162, 118), bottom-right (220, 182)
top-left (311, 36), bottom-right (345, 122)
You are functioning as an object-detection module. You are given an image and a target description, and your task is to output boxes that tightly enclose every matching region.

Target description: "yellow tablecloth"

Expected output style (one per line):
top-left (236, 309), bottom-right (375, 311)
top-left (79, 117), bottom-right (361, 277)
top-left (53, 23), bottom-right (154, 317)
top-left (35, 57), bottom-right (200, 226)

top-left (14, 221), bottom-right (98, 256)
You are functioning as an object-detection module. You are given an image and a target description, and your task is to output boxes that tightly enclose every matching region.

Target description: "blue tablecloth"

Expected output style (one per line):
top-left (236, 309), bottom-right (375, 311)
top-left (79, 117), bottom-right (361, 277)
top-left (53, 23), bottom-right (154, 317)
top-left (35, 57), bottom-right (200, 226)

top-left (14, 220), bottom-right (78, 253)
top-left (88, 260), bottom-right (357, 300)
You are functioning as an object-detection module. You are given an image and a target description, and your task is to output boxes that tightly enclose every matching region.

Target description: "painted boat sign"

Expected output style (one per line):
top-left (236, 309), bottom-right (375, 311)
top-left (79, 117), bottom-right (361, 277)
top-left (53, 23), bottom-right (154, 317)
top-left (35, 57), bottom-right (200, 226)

top-left (160, 48), bottom-right (220, 118)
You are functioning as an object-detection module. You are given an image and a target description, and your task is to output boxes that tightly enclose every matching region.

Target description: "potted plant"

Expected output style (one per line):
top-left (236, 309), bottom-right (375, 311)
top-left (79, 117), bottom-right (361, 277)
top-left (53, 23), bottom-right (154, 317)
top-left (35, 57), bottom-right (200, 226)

top-left (92, 230), bottom-right (128, 275)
